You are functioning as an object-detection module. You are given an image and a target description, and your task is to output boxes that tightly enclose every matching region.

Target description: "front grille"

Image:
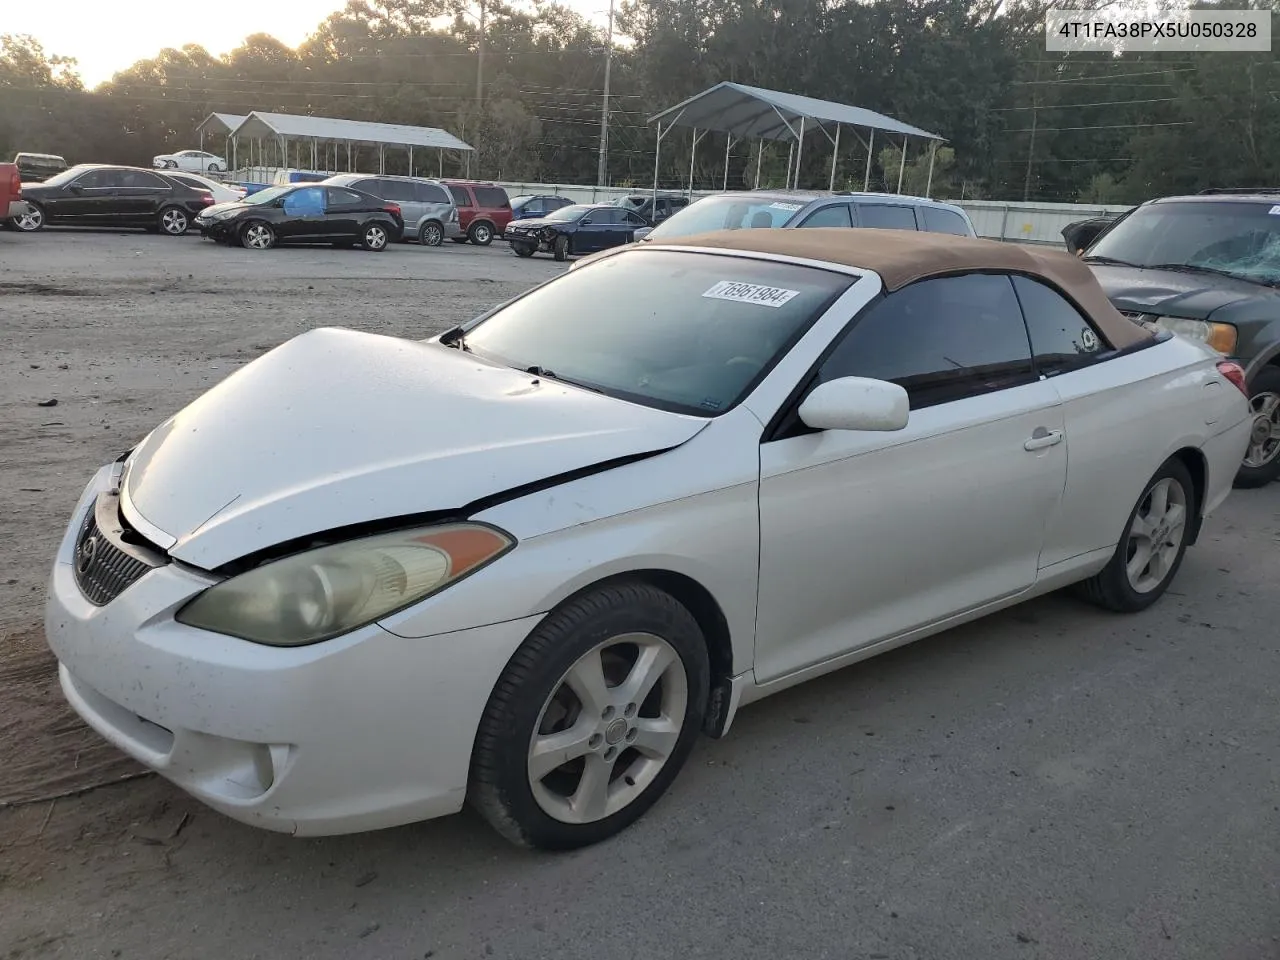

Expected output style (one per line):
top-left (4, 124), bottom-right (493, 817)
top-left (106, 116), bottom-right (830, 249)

top-left (73, 495), bottom-right (164, 606)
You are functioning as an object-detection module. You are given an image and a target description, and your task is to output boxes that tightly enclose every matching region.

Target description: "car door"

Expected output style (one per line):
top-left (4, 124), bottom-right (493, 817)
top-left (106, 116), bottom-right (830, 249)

top-left (46, 168), bottom-right (115, 221)
top-left (116, 169), bottom-right (172, 222)
top-left (619, 209), bottom-right (648, 243)
top-left (324, 187), bottom-right (372, 240)
top-left (754, 273), bottom-right (1068, 684)
top-left (278, 186), bottom-right (329, 241)
top-left (378, 179), bottom-right (419, 230)
top-left (575, 208), bottom-right (611, 251)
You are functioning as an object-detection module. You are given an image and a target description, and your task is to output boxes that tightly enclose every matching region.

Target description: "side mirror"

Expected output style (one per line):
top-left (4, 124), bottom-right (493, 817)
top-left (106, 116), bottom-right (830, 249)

top-left (798, 376), bottom-right (909, 432)
top-left (68, 183), bottom-right (85, 194)
top-left (580, 218), bottom-right (593, 226)
top-left (633, 226), bottom-right (653, 241)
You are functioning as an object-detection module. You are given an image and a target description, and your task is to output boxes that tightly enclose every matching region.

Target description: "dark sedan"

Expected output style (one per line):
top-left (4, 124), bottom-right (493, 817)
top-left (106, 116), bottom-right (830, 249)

top-left (504, 203), bottom-right (650, 261)
top-left (194, 183), bottom-right (404, 251)
top-left (13, 164), bottom-right (214, 235)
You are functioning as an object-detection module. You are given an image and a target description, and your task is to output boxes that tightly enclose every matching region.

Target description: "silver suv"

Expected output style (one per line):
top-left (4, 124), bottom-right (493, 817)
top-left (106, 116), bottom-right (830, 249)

top-left (635, 190), bottom-right (976, 243)
top-left (322, 174), bottom-right (461, 245)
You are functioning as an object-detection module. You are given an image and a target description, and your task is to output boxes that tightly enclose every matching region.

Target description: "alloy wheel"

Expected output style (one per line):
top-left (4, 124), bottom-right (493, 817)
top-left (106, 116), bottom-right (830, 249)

top-left (472, 223), bottom-right (492, 244)
top-left (527, 632), bottom-right (688, 825)
top-left (1243, 391), bottom-right (1280, 469)
top-left (365, 225), bottom-right (387, 249)
top-left (1124, 476), bottom-right (1188, 593)
top-left (243, 223), bottom-right (273, 250)
top-left (14, 207), bottom-right (43, 231)
top-left (421, 223), bottom-right (443, 246)
top-left (160, 209), bottom-right (188, 235)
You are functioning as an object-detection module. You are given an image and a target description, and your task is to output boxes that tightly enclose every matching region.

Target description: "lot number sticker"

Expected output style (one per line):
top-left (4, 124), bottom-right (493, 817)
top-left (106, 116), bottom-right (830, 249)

top-left (769, 202), bottom-right (804, 212)
top-left (703, 280), bottom-right (801, 308)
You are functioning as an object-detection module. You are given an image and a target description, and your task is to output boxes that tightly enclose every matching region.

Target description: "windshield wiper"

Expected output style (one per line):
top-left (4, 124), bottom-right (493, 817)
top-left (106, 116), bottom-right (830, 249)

top-left (1082, 255), bottom-right (1140, 267)
top-left (523, 365), bottom-right (605, 394)
top-left (1144, 262), bottom-right (1279, 286)
top-left (440, 325), bottom-right (471, 351)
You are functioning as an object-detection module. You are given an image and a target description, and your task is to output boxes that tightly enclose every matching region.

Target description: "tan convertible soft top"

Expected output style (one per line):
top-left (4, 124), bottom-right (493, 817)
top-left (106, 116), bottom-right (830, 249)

top-left (663, 227), bottom-right (1153, 350)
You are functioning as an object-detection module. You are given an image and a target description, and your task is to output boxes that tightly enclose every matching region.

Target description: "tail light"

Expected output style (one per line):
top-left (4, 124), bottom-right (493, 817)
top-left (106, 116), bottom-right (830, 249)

top-left (9, 167), bottom-right (20, 198)
top-left (1217, 360), bottom-right (1249, 397)
top-left (195, 191), bottom-right (214, 207)
top-left (384, 203), bottom-right (401, 219)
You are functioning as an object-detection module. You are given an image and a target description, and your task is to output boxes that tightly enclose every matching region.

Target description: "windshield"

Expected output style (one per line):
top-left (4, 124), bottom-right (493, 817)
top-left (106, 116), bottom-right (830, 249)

top-left (1088, 201), bottom-right (1280, 286)
top-left (241, 185), bottom-right (293, 205)
top-left (646, 196), bottom-right (804, 241)
top-left (545, 205), bottom-right (591, 222)
top-left (461, 249), bottom-right (854, 416)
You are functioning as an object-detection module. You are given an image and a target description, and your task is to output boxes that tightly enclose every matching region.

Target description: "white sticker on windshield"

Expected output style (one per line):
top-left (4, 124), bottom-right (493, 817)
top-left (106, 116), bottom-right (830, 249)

top-left (769, 202), bottom-right (804, 212)
top-left (702, 280), bottom-right (801, 308)
top-left (1269, 205), bottom-right (1280, 215)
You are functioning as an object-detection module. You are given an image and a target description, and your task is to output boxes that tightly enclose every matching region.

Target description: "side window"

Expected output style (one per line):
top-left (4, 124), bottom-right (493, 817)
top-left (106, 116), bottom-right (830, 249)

top-left (921, 207), bottom-right (973, 237)
top-left (123, 170), bottom-right (167, 188)
top-left (379, 179), bottom-right (416, 203)
top-left (816, 274), bottom-right (1035, 409)
top-left (417, 182), bottom-right (450, 204)
top-left (1011, 275), bottom-right (1107, 375)
top-left (76, 169), bottom-right (119, 188)
top-left (797, 204), bottom-right (853, 228)
top-left (325, 187), bottom-right (366, 207)
top-left (857, 204), bottom-right (919, 230)
top-left (448, 186), bottom-right (473, 207)
top-left (283, 187), bottom-right (327, 215)
top-left (523, 200), bottom-right (545, 216)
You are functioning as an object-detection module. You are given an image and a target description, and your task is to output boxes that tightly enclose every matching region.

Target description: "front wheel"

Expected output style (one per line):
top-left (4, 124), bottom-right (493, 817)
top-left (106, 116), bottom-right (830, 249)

top-left (1234, 366), bottom-right (1280, 488)
top-left (13, 203), bottom-right (45, 232)
top-left (468, 221), bottom-right (494, 245)
top-left (207, 163), bottom-right (222, 173)
top-left (158, 206), bottom-right (189, 236)
top-left (470, 582), bottom-right (709, 850)
top-left (419, 221), bottom-right (444, 247)
top-left (240, 220), bottom-right (275, 250)
top-left (512, 242), bottom-right (534, 258)
top-left (553, 235), bottom-right (570, 262)
top-left (1078, 457), bottom-right (1195, 613)
top-left (361, 222), bottom-right (389, 251)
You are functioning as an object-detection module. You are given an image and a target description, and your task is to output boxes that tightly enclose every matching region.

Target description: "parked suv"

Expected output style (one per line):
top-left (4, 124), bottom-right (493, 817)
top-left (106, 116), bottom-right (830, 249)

top-left (324, 174), bottom-right (460, 245)
top-left (14, 164), bottom-right (214, 235)
top-left (612, 192), bottom-right (690, 224)
top-left (1074, 190), bottom-right (1280, 486)
top-left (442, 180), bottom-right (512, 245)
top-left (14, 152), bottom-right (68, 183)
top-left (634, 190), bottom-right (976, 243)
top-left (510, 194), bottom-right (574, 220)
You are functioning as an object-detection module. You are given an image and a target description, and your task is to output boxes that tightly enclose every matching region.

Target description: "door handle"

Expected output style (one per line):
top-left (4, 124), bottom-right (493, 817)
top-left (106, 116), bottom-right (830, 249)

top-left (1023, 428), bottom-right (1064, 451)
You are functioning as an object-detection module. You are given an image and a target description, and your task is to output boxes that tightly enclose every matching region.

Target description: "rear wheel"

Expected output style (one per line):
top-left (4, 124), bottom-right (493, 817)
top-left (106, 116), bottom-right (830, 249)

top-left (419, 221), bottom-right (444, 247)
top-left (361, 222), bottom-right (389, 251)
top-left (240, 220), bottom-right (275, 250)
top-left (13, 203), bottom-right (45, 232)
top-left (207, 163), bottom-right (222, 173)
top-left (1078, 457), bottom-right (1195, 613)
top-left (468, 221), bottom-right (494, 245)
top-left (1234, 366), bottom-right (1280, 488)
top-left (158, 206), bottom-right (189, 236)
top-left (470, 582), bottom-right (709, 850)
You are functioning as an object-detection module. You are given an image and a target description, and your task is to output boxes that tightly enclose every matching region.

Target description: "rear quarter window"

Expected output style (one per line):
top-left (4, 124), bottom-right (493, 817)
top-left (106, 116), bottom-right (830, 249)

top-left (856, 204), bottom-right (919, 230)
top-left (474, 187), bottom-right (510, 208)
top-left (921, 207), bottom-right (973, 237)
top-left (416, 182), bottom-right (450, 204)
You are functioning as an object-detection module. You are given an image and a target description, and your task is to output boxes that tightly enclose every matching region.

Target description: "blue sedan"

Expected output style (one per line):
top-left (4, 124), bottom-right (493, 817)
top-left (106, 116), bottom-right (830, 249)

top-left (504, 203), bottom-right (652, 261)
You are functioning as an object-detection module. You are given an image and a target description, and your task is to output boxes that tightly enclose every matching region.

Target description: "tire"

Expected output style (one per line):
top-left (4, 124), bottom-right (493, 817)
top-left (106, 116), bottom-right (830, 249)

top-left (164, 160), bottom-right (177, 169)
top-left (553, 235), bottom-right (570, 262)
top-left (419, 221), bottom-right (445, 247)
top-left (1233, 365), bottom-right (1280, 488)
top-left (1077, 457), bottom-right (1196, 613)
top-left (470, 581), bottom-right (710, 850)
top-left (207, 163), bottom-right (222, 174)
top-left (360, 222), bottom-right (389, 251)
top-left (13, 203), bottom-right (45, 232)
top-left (240, 220), bottom-right (275, 250)
top-left (512, 242), bottom-right (534, 258)
top-left (158, 206), bottom-right (189, 236)
top-left (451, 237), bottom-right (469, 244)
top-left (468, 221), bottom-right (494, 245)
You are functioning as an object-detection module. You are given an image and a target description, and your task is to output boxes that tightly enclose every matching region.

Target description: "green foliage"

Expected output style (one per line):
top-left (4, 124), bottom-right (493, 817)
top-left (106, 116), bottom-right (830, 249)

top-left (1, 0), bottom-right (1275, 199)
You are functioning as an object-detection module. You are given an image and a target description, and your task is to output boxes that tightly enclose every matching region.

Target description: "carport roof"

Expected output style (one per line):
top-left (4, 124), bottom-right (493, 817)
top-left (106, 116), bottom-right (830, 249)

top-left (648, 82), bottom-right (944, 143)
top-left (229, 111), bottom-right (473, 152)
top-left (195, 112), bottom-right (247, 137)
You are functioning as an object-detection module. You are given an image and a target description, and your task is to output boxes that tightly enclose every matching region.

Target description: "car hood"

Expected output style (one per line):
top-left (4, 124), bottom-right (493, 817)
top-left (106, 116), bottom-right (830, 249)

top-left (507, 216), bottom-right (571, 230)
top-left (1089, 263), bottom-right (1273, 320)
top-left (121, 327), bottom-right (706, 569)
top-left (197, 200), bottom-right (251, 217)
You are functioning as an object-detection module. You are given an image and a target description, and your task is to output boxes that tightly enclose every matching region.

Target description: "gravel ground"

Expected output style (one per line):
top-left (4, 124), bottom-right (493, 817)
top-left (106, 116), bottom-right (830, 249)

top-left (3, 229), bottom-right (1280, 960)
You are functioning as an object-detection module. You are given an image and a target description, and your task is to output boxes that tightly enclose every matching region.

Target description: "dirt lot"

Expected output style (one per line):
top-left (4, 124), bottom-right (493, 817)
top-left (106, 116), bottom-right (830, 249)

top-left (3, 230), bottom-right (1280, 960)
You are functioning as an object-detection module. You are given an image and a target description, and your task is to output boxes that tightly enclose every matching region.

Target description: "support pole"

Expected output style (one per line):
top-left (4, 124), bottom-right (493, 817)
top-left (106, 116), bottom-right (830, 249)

top-left (688, 127), bottom-right (698, 196)
top-left (754, 140), bottom-right (763, 189)
top-left (925, 141), bottom-right (937, 198)
top-left (793, 116), bottom-right (805, 189)
top-left (379, 144), bottom-right (386, 175)
top-left (786, 140), bottom-right (794, 189)
top-left (409, 145), bottom-right (414, 176)
top-left (652, 120), bottom-right (664, 205)
top-left (596, 0), bottom-right (615, 187)
top-left (347, 141), bottom-right (352, 172)
top-left (829, 123), bottom-right (841, 191)
top-left (896, 136), bottom-right (908, 194)
top-left (864, 128), bottom-right (874, 191)
top-left (723, 135), bottom-right (735, 190)
top-left (439, 150), bottom-right (444, 177)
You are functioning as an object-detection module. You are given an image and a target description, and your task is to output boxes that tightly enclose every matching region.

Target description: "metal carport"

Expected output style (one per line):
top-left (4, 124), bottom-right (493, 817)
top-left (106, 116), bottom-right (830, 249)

top-left (225, 111), bottom-right (474, 179)
top-left (195, 113), bottom-right (246, 167)
top-left (647, 82), bottom-right (945, 200)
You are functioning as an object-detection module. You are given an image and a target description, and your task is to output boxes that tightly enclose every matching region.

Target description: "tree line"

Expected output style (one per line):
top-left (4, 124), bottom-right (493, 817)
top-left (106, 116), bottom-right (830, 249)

top-left (2, 0), bottom-right (1277, 204)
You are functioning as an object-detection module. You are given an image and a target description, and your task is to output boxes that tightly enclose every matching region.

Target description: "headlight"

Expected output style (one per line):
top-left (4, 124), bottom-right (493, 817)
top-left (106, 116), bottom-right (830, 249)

top-left (1155, 317), bottom-right (1237, 355)
top-left (175, 523), bottom-right (514, 646)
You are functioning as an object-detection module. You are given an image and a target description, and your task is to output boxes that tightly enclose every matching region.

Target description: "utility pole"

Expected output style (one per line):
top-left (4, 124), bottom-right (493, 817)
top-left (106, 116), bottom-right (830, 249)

top-left (1023, 60), bottom-right (1039, 202)
top-left (476, 0), bottom-right (486, 107)
top-left (596, 0), bottom-right (615, 187)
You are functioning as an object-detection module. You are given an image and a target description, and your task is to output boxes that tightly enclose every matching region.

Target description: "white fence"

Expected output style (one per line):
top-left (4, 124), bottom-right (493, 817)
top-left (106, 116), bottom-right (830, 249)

top-left (230, 167), bottom-right (1131, 247)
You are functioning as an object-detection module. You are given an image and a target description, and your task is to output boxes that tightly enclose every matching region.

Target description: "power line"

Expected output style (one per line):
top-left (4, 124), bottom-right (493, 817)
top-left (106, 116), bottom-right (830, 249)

top-left (991, 96), bottom-right (1177, 111)
top-left (1006, 120), bottom-right (1192, 132)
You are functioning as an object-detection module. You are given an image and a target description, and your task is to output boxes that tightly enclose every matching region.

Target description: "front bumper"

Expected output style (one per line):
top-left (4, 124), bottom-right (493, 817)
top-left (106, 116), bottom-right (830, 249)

top-left (195, 216), bottom-right (239, 241)
top-left (504, 228), bottom-right (554, 251)
top-left (7, 200), bottom-right (30, 219)
top-left (45, 468), bottom-right (542, 836)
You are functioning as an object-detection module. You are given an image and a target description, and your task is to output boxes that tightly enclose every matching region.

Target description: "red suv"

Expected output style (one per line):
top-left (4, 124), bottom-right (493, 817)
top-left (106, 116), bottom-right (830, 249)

top-left (442, 180), bottom-right (512, 246)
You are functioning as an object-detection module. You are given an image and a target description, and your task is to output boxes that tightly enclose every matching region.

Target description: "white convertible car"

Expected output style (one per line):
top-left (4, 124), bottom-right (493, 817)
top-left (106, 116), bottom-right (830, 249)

top-left (45, 230), bottom-right (1252, 850)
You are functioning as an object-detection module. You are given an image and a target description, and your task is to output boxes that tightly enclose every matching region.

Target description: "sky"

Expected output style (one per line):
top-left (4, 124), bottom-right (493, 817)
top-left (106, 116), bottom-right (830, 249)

top-left (10, 0), bottom-right (609, 89)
